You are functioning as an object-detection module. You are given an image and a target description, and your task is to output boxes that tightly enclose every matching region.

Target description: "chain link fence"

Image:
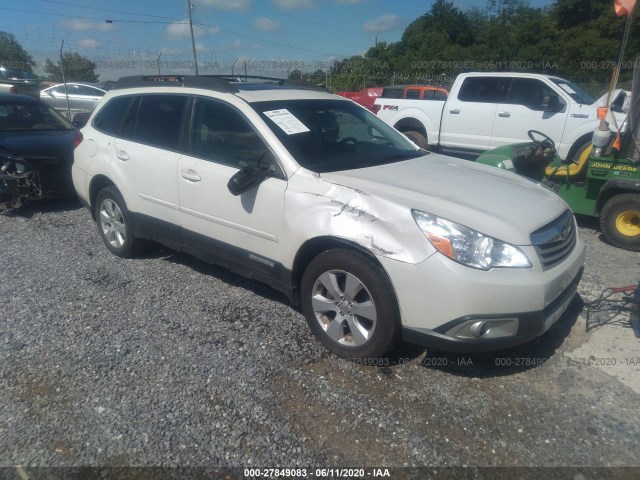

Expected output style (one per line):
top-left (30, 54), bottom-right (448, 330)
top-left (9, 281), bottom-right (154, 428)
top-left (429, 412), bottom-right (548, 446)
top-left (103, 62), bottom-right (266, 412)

top-left (17, 46), bottom-right (631, 121)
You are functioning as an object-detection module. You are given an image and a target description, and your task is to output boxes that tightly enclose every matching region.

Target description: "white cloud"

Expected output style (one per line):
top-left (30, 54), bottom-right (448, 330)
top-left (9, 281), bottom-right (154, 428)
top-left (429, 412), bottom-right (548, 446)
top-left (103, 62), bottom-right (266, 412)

top-left (273, 0), bottom-right (315, 10)
top-left (60, 19), bottom-right (114, 32)
top-left (254, 17), bottom-right (281, 31)
top-left (166, 20), bottom-right (220, 40)
top-left (193, 0), bottom-right (251, 11)
top-left (363, 14), bottom-right (404, 33)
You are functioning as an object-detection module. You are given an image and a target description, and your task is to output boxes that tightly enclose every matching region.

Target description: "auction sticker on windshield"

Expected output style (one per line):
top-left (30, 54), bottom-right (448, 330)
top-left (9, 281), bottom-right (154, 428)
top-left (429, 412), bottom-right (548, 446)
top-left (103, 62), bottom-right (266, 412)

top-left (263, 109), bottom-right (310, 135)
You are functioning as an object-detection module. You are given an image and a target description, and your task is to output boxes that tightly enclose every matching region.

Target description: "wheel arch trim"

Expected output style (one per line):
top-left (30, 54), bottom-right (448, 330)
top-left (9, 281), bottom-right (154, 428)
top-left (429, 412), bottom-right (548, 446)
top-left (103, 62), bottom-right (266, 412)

top-left (290, 236), bottom-right (399, 308)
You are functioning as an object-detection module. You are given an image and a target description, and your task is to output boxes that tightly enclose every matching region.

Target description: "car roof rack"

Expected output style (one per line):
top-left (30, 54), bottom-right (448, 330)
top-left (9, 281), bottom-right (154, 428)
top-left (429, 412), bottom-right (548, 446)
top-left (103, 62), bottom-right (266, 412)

top-left (113, 75), bottom-right (237, 92)
top-left (113, 75), bottom-right (325, 93)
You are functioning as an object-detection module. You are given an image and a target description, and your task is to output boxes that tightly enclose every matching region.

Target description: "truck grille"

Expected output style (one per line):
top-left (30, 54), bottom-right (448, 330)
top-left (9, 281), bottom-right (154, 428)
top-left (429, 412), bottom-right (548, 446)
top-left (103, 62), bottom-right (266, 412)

top-left (530, 210), bottom-right (576, 270)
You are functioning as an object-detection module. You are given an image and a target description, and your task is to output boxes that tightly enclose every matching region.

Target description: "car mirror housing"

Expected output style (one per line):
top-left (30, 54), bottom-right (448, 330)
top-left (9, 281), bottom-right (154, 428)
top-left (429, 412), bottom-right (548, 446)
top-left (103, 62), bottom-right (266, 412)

top-left (227, 166), bottom-right (272, 196)
top-left (542, 95), bottom-right (564, 113)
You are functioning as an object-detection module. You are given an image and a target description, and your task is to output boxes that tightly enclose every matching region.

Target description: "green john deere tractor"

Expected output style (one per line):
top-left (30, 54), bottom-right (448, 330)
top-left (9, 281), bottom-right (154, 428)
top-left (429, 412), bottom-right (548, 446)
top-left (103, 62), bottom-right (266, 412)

top-left (477, 68), bottom-right (640, 252)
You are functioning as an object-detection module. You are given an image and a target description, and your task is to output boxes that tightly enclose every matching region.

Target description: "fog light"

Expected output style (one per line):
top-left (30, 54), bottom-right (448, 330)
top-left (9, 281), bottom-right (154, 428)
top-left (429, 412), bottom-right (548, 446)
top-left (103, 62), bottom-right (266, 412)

top-left (446, 318), bottom-right (519, 340)
top-left (469, 321), bottom-right (490, 338)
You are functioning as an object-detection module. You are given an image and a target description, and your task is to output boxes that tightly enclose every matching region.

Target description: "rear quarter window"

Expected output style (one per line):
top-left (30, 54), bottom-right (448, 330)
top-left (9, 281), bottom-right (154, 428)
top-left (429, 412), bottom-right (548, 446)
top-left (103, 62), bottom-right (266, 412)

top-left (93, 96), bottom-right (135, 135)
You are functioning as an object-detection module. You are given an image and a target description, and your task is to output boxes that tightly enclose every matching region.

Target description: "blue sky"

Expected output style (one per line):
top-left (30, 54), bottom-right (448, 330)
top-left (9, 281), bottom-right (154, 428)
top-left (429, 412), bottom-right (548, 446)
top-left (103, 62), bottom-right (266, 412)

top-left (2, 0), bottom-right (554, 79)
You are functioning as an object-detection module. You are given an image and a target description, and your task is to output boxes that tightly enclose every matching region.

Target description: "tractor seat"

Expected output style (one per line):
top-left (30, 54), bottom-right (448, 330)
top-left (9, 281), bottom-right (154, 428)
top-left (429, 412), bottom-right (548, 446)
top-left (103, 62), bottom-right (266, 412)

top-left (545, 144), bottom-right (592, 180)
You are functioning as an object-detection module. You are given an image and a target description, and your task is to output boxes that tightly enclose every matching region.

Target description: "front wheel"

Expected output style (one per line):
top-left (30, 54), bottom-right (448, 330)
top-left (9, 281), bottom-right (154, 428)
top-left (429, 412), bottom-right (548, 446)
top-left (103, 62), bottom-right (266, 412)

top-left (300, 249), bottom-right (401, 359)
top-left (600, 194), bottom-right (640, 251)
top-left (94, 186), bottom-right (143, 258)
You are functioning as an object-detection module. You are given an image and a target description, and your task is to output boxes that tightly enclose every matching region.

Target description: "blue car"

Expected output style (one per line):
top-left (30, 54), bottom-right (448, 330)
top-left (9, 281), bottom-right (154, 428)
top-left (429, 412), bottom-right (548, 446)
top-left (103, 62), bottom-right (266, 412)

top-left (0, 94), bottom-right (80, 210)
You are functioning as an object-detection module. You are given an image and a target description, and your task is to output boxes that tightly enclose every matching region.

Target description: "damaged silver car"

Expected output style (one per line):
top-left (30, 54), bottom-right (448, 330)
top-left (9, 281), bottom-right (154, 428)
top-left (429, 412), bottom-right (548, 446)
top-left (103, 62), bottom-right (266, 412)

top-left (72, 75), bottom-right (585, 359)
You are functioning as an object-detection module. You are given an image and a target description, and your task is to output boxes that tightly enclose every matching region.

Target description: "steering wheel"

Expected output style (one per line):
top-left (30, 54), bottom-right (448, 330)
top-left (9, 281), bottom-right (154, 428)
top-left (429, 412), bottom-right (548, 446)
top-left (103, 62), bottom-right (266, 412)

top-left (339, 137), bottom-right (358, 145)
top-left (528, 130), bottom-right (556, 150)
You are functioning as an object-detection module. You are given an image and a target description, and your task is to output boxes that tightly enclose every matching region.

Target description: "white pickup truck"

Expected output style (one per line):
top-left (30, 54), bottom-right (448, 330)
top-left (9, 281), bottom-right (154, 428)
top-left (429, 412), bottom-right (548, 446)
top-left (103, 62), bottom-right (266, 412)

top-left (374, 72), bottom-right (628, 161)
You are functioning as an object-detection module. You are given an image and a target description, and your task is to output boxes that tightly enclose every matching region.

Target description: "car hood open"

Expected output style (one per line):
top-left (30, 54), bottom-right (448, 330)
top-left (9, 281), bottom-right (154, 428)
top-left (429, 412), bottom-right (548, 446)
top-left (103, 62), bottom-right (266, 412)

top-left (320, 154), bottom-right (569, 246)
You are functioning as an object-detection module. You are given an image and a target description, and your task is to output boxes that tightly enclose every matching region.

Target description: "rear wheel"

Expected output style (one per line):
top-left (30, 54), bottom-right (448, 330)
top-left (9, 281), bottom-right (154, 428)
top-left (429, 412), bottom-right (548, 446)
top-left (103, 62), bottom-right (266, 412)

top-left (600, 194), bottom-right (640, 251)
top-left (300, 249), bottom-right (401, 359)
top-left (403, 130), bottom-right (428, 150)
top-left (94, 186), bottom-right (144, 258)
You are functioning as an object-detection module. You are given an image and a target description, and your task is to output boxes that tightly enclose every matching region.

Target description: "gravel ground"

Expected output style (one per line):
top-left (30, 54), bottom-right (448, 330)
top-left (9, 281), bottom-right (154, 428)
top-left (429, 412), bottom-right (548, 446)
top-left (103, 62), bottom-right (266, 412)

top-left (0, 198), bottom-right (639, 473)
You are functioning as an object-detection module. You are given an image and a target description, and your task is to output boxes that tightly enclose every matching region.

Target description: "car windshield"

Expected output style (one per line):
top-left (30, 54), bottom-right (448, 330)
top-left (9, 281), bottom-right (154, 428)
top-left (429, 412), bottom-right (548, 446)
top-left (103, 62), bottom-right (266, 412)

top-left (0, 101), bottom-right (74, 132)
top-left (252, 99), bottom-right (423, 173)
top-left (551, 78), bottom-right (595, 105)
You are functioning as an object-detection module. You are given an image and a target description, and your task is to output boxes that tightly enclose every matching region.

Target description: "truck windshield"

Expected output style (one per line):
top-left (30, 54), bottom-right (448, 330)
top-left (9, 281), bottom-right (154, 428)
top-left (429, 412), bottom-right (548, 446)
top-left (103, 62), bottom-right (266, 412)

top-left (252, 99), bottom-right (424, 173)
top-left (551, 79), bottom-right (595, 105)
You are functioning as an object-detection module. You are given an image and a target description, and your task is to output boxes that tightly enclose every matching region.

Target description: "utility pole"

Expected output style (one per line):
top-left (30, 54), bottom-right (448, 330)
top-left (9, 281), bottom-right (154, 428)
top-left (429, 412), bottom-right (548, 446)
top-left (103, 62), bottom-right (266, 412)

top-left (187, 0), bottom-right (199, 75)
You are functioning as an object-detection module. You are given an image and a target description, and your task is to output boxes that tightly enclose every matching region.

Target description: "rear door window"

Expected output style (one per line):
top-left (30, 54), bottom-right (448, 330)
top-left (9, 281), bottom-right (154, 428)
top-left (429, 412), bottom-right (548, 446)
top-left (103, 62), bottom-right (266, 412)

top-left (458, 77), bottom-right (508, 103)
top-left (405, 88), bottom-right (421, 99)
top-left (134, 95), bottom-right (187, 151)
top-left (93, 96), bottom-right (135, 135)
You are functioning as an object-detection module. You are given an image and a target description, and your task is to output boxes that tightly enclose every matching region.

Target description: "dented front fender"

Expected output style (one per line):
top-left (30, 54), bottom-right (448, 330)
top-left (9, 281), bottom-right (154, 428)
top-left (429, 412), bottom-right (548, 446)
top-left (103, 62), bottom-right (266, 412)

top-left (284, 169), bottom-right (435, 265)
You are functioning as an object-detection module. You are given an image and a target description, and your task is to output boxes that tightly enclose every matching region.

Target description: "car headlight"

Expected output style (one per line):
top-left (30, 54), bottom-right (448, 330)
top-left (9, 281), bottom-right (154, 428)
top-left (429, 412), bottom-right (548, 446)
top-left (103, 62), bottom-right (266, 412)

top-left (411, 210), bottom-right (531, 270)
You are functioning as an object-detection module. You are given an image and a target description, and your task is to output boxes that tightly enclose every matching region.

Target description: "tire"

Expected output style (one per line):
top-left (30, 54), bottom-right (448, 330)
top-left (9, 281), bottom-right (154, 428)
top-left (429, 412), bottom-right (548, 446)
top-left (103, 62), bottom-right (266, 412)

top-left (94, 186), bottom-right (143, 258)
top-left (599, 194), bottom-right (640, 251)
top-left (300, 248), bottom-right (401, 359)
top-left (403, 130), bottom-right (428, 150)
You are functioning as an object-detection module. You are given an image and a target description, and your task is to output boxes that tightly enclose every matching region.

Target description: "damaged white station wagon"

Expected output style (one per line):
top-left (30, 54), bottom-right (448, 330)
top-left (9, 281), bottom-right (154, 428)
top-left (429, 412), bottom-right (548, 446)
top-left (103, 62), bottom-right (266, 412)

top-left (72, 75), bottom-right (585, 359)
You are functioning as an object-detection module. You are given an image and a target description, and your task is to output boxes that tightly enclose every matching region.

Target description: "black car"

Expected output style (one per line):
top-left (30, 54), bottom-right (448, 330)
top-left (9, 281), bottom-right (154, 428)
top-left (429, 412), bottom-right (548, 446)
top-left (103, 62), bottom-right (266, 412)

top-left (0, 94), bottom-right (79, 210)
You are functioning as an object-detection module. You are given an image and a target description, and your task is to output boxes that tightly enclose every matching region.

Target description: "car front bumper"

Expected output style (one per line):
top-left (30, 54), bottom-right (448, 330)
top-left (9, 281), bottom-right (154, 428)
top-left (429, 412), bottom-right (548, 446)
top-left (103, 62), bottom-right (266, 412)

top-left (379, 236), bottom-right (586, 352)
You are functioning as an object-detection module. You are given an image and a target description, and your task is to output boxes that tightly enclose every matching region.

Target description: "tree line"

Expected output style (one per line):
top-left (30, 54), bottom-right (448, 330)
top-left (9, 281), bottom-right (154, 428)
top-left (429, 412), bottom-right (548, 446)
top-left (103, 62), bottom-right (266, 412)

top-left (1, 0), bottom-right (638, 90)
top-left (292, 0), bottom-right (640, 92)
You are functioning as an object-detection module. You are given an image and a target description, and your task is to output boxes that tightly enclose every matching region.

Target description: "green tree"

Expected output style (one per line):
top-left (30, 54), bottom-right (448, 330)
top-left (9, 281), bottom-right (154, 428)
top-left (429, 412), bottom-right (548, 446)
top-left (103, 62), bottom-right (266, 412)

top-left (44, 52), bottom-right (99, 82)
top-left (0, 31), bottom-right (35, 72)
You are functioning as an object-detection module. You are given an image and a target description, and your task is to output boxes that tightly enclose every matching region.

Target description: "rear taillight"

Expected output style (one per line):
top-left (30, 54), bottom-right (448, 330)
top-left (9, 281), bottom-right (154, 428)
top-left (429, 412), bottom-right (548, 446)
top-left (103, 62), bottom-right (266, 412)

top-left (371, 104), bottom-right (381, 114)
top-left (74, 130), bottom-right (83, 148)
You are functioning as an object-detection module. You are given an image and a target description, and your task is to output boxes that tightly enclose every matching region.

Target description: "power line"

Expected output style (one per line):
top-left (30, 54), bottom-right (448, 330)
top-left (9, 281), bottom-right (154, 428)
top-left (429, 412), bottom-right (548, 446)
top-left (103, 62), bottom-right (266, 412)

top-left (37, 0), bottom-right (180, 21)
top-left (192, 20), bottom-right (348, 58)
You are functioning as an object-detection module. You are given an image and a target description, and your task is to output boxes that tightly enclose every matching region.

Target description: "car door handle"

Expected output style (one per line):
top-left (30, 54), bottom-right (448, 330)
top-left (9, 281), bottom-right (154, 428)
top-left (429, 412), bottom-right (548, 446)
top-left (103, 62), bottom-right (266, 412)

top-left (180, 170), bottom-right (201, 182)
top-left (449, 108), bottom-right (460, 114)
top-left (115, 149), bottom-right (129, 161)
top-left (498, 111), bottom-right (511, 118)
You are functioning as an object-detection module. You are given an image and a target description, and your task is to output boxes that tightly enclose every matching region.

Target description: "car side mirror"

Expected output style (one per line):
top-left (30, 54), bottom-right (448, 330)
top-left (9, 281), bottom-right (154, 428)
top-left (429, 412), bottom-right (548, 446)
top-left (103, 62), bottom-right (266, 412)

top-left (543, 95), bottom-right (563, 113)
top-left (227, 166), bottom-right (272, 196)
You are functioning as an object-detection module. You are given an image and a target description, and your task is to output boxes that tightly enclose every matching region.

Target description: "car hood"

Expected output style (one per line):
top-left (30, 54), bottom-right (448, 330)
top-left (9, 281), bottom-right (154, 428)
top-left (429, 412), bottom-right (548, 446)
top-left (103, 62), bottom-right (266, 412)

top-left (0, 129), bottom-right (75, 161)
top-left (320, 154), bottom-right (569, 246)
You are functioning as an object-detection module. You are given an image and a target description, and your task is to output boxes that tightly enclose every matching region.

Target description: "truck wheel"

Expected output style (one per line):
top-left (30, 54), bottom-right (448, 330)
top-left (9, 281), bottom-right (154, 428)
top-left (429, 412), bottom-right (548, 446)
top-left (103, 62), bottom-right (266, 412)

top-left (600, 194), bottom-right (640, 251)
top-left (300, 249), bottom-right (401, 360)
top-left (403, 130), bottom-right (428, 150)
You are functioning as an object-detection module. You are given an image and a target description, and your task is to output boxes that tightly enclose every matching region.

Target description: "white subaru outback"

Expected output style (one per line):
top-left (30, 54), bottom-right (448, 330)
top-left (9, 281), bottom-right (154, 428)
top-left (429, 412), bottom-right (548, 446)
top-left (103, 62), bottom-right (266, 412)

top-left (72, 75), bottom-right (585, 359)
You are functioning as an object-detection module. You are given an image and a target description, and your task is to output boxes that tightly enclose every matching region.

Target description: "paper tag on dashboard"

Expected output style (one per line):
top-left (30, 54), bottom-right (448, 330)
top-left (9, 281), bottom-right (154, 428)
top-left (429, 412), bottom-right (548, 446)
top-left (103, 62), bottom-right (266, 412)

top-left (263, 109), bottom-right (310, 135)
